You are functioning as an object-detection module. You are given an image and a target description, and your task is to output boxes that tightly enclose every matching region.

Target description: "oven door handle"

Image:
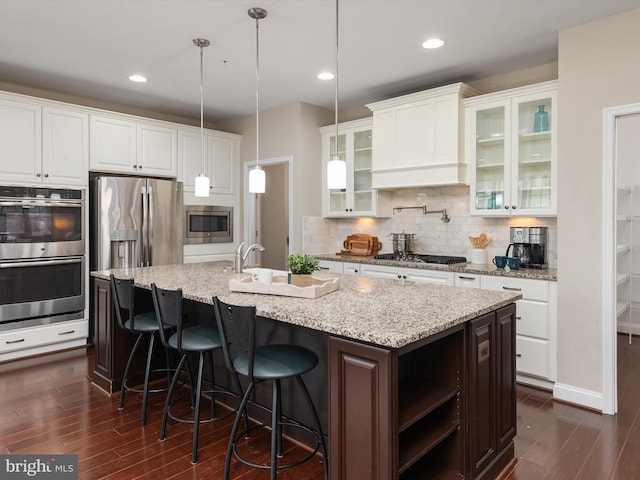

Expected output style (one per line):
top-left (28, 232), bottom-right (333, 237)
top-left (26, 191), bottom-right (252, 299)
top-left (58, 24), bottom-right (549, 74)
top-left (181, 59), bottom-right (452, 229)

top-left (0, 201), bottom-right (83, 208)
top-left (0, 258), bottom-right (83, 268)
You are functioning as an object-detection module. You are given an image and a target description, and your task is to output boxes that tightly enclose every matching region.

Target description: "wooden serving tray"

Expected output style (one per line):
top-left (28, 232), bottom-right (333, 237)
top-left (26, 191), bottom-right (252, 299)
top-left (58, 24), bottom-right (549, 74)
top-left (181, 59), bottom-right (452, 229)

top-left (229, 275), bottom-right (340, 299)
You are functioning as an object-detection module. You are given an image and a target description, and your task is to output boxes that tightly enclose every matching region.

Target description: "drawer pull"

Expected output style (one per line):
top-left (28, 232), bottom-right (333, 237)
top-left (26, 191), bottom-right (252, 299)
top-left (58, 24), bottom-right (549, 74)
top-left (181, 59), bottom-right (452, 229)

top-left (502, 286), bottom-right (522, 291)
top-left (516, 316), bottom-right (522, 320)
top-left (6, 338), bottom-right (25, 344)
top-left (58, 330), bottom-right (76, 335)
top-left (516, 353), bottom-right (522, 357)
top-left (319, 267), bottom-right (329, 270)
top-left (459, 276), bottom-right (475, 280)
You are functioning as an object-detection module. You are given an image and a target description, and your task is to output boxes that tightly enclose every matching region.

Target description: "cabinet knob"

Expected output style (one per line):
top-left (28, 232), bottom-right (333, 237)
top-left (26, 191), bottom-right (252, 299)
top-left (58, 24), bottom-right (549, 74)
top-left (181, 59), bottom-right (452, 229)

top-left (44, 173), bottom-right (49, 178)
top-left (355, 269), bottom-right (358, 273)
top-left (511, 205), bottom-right (517, 209)
top-left (36, 173), bottom-right (41, 177)
top-left (504, 205), bottom-right (509, 210)
top-left (133, 165), bottom-right (137, 169)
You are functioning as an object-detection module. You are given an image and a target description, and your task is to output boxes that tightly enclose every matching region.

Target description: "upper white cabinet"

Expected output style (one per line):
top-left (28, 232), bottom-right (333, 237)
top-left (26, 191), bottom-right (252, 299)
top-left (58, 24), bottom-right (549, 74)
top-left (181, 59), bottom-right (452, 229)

top-left (366, 83), bottom-right (479, 189)
top-left (465, 80), bottom-right (557, 216)
top-left (320, 118), bottom-right (391, 217)
top-left (0, 96), bottom-right (88, 186)
top-left (90, 114), bottom-right (177, 177)
top-left (42, 107), bottom-right (89, 186)
top-left (0, 98), bottom-right (42, 184)
top-left (178, 127), bottom-right (240, 195)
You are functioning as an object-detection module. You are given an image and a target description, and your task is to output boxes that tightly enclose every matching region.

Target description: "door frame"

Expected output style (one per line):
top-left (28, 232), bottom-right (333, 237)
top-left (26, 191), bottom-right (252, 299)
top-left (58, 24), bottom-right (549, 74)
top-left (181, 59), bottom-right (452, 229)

top-left (243, 155), bottom-right (293, 264)
top-left (602, 102), bottom-right (640, 415)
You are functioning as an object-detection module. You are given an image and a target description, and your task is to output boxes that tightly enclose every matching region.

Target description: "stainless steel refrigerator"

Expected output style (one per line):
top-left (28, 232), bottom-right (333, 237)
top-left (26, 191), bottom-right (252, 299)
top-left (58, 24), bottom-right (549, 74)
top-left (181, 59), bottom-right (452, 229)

top-left (90, 176), bottom-right (184, 271)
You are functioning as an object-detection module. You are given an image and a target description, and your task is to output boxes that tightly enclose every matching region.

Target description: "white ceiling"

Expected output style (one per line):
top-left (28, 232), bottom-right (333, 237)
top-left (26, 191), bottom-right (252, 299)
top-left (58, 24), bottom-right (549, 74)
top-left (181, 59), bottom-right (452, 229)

top-left (1, 0), bottom-right (639, 123)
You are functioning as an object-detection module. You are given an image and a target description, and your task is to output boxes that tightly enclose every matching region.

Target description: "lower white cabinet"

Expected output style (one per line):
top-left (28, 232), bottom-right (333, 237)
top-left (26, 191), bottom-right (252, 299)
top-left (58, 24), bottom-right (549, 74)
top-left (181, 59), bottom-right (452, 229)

top-left (0, 320), bottom-right (88, 362)
top-left (481, 275), bottom-right (557, 386)
top-left (318, 260), bottom-right (345, 274)
top-left (360, 264), bottom-right (454, 285)
top-left (454, 272), bottom-right (481, 288)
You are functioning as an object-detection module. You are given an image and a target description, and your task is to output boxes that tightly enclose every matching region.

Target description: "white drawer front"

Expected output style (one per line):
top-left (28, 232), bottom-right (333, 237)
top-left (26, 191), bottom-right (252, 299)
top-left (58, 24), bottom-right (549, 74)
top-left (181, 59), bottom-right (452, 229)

top-left (481, 275), bottom-right (550, 301)
top-left (0, 320), bottom-right (88, 354)
top-left (516, 336), bottom-right (551, 379)
top-left (455, 273), bottom-right (481, 288)
top-left (318, 260), bottom-right (344, 274)
top-left (406, 270), bottom-right (454, 285)
top-left (515, 300), bottom-right (550, 339)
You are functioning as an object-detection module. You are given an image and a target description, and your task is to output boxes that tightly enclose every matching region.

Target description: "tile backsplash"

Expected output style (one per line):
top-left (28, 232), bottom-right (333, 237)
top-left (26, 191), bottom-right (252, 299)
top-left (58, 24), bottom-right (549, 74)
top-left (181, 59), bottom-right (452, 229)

top-left (302, 186), bottom-right (557, 268)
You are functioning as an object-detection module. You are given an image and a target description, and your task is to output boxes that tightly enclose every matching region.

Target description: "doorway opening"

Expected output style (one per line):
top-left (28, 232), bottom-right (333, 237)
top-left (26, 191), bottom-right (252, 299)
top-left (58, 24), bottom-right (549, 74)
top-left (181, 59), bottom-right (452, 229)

top-left (243, 156), bottom-right (292, 270)
top-left (603, 103), bottom-right (640, 415)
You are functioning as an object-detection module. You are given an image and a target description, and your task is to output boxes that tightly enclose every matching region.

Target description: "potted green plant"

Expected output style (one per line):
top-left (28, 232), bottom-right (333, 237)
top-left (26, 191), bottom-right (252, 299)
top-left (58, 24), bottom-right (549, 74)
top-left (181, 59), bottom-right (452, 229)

top-left (287, 254), bottom-right (320, 287)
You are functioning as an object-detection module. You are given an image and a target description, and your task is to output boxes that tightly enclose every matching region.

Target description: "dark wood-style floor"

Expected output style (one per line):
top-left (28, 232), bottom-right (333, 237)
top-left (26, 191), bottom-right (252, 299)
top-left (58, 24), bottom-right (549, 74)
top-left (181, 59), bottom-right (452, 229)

top-left (1, 335), bottom-right (639, 479)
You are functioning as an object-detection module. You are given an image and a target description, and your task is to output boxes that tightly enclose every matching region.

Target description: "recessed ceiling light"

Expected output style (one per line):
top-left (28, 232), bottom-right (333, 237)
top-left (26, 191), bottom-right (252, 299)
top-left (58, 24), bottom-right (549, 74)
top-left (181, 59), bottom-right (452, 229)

top-left (128, 74), bottom-right (148, 83)
top-left (317, 72), bottom-right (335, 80)
top-left (422, 38), bottom-right (445, 49)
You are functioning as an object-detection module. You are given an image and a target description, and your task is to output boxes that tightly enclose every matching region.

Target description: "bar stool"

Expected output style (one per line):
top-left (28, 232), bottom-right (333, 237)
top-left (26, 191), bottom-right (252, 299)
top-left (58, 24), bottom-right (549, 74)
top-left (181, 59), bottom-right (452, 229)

top-left (151, 283), bottom-right (246, 465)
top-left (110, 274), bottom-right (173, 427)
top-left (212, 296), bottom-right (328, 480)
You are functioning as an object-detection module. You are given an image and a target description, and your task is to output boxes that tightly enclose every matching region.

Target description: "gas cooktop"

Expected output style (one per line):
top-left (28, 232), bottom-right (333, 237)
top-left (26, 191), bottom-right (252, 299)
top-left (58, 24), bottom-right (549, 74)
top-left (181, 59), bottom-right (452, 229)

top-left (374, 253), bottom-right (467, 265)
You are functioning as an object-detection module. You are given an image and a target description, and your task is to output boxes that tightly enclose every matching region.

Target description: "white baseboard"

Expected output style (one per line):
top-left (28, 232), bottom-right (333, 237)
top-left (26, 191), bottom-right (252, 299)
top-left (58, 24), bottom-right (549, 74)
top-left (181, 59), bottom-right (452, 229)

top-left (552, 382), bottom-right (605, 412)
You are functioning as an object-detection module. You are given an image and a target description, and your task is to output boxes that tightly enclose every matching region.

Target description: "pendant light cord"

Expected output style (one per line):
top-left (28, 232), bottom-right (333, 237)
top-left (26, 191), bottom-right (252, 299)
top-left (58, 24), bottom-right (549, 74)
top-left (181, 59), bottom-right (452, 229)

top-left (334, 0), bottom-right (339, 153)
top-left (199, 44), bottom-right (205, 173)
top-left (255, 14), bottom-right (260, 169)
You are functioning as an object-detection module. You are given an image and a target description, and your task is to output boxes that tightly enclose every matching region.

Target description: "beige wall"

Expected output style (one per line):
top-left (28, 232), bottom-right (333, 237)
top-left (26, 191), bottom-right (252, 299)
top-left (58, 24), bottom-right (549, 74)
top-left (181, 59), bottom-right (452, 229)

top-left (216, 102), bottom-right (333, 253)
top-left (557, 8), bottom-right (640, 395)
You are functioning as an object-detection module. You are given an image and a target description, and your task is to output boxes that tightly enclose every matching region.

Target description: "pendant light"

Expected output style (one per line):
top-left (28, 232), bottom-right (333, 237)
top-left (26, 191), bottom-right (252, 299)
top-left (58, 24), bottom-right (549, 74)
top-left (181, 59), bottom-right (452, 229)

top-left (193, 38), bottom-right (210, 197)
top-left (248, 7), bottom-right (267, 194)
top-left (327, 0), bottom-right (347, 190)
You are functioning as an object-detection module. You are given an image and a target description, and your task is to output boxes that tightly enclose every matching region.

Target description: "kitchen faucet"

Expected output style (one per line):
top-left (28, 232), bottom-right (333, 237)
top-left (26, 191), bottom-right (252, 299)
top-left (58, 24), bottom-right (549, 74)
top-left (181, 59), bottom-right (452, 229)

top-left (234, 242), bottom-right (265, 273)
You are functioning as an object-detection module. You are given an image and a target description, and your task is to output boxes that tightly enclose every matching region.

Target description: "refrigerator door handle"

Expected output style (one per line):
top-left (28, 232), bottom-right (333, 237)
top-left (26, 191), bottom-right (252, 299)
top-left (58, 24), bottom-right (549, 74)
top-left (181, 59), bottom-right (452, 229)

top-left (147, 185), bottom-right (153, 266)
top-left (142, 185), bottom-right (149, 267)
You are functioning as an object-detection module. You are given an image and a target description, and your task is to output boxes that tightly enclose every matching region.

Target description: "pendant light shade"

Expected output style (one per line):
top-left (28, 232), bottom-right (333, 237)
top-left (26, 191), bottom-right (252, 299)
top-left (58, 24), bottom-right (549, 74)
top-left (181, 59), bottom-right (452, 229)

top-left (327, 157), bottom-right (347, 189)
top-left (193, 38), bottom-right (210, 197)
top-left (249, 165), bottom-right (266, 193)
top-left (248, 7), bottom-right (267, 194)
top-left (327, 0), bottom-right (347, 190)
top-left (194, 173), bottom-right (210, 197)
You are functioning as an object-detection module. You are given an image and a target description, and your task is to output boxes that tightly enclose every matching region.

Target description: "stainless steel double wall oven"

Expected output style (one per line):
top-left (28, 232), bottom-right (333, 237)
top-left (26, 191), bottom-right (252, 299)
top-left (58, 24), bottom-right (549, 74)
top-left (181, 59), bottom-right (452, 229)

top-left (0, 185), bottom-right (85, 330)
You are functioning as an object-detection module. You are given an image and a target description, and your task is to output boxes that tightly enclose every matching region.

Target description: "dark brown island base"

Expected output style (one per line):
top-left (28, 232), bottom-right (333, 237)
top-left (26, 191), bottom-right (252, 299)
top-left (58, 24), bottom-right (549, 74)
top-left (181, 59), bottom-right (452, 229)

top-left (91, 261), bottom-right (521, 480)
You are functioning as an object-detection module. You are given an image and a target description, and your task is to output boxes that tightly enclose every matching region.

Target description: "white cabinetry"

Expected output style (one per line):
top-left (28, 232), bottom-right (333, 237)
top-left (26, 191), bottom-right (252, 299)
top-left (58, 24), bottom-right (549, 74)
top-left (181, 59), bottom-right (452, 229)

top-left (481, 275), bottom-right (557, 386)
top-left (0, 97), bottom-right (42, 184)
top-left (454, 272), bottom-right (481, 288)
top-left (320, 118), bottom-right (391, 217)
top-left (42, 107), bottom-right (89, 186)
top-left (318, 260), bottom-right (344, 274)
top-left (366, 83), bottom-right (478, 189)
top-left (178, 127), bottom-right (240, 195)
top-left (0, 319), bottom-right (88, 362)
top-left (0, 97), bottom-right (88, 186)
top-left (360, 264), bottom-right (454, 285)
top-left (90, 114), bottom-right (177, 177)
top-left (465, 81), bottom-right (557, 216)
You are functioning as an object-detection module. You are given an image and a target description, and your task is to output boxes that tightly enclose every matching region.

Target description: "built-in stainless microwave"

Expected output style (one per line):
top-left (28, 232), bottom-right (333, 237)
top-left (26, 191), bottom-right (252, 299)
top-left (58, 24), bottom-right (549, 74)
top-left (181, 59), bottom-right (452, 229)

top-left (184, 205), bottom-right (233, 244)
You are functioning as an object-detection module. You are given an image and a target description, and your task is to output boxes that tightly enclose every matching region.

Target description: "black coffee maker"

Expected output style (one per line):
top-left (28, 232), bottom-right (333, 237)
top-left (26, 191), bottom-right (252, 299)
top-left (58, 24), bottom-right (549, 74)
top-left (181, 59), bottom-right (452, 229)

top-left (505, 226), bottom-right (547, 269)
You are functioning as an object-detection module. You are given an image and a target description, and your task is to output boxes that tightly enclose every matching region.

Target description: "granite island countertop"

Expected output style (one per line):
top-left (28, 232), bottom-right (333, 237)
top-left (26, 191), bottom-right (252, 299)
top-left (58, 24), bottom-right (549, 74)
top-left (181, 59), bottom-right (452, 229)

top-left (92, 261), bottom-right (521, 349)
top-left (313, 252), bottom-right (557, 281)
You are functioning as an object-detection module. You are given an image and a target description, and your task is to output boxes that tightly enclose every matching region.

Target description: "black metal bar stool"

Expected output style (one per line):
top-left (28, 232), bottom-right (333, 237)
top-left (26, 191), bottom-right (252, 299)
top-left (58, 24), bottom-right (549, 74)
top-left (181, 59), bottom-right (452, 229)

top-left (212, 296), bottom-right (329, 480)
top-left (152, 283), bottom-right (246, 465)
top-left (110, 274), bottom-right (173, 426)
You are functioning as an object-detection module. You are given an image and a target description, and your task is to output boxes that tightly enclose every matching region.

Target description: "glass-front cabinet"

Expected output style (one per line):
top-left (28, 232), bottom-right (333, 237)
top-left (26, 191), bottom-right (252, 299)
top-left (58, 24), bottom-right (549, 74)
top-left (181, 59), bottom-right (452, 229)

top-left (465, 81), bottom-right (557, 216)
top-left (321, 118), bottom-right (390, 217)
